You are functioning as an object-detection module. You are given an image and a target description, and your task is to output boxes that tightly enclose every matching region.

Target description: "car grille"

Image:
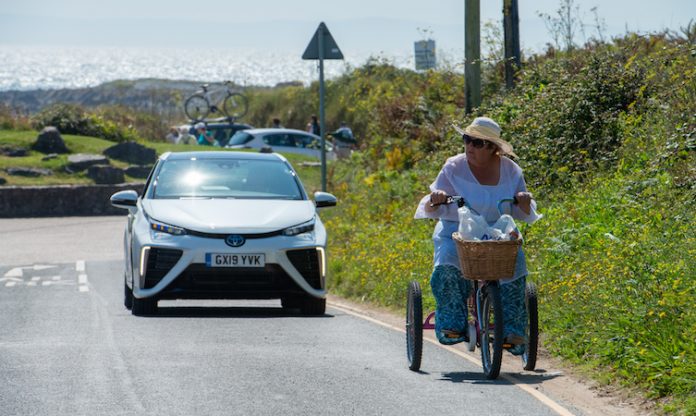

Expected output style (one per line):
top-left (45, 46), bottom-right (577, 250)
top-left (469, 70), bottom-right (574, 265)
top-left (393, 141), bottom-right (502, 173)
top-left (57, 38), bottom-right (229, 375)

top-left (144, 248), bottom-right (183, 289)
top-left (157, 264), bottom-right (307, 300)
top-left (286, 248), bottom-right (322, 289)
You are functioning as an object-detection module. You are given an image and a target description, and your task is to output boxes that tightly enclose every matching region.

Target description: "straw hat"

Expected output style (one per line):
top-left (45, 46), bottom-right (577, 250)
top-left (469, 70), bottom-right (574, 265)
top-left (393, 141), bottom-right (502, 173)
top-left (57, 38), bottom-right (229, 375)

top-left (453, 117), bottom-right (517, 158)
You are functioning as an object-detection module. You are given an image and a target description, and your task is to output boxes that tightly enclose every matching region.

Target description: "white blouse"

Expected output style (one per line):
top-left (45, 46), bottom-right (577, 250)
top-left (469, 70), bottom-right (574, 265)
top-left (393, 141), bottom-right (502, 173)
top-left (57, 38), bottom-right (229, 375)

top-left (414, 154), bottom-right (542, 281)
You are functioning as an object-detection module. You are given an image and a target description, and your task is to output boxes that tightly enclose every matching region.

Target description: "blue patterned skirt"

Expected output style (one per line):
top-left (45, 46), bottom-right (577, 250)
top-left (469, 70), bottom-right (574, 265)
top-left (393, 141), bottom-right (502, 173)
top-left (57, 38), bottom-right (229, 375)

top-left (430, 265), bottom-right (527, 349)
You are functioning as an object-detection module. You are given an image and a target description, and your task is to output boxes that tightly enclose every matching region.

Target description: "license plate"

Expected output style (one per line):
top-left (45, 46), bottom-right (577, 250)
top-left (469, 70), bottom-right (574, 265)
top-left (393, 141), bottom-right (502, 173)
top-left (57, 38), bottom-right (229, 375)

top-left (205, 253), bottom-right (265, 267)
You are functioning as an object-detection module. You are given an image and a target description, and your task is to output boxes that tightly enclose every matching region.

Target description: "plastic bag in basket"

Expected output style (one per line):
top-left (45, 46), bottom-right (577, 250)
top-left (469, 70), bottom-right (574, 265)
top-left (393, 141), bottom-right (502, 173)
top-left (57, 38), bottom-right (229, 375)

top-left (457, 205), bottom-right (520, 241)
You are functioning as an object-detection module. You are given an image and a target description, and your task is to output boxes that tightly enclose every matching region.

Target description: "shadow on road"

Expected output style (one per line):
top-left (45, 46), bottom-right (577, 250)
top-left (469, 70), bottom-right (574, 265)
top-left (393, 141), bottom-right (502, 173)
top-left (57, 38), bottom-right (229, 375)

top-left (148, 306), bottom-right (335, 319)
top-left (439, 369), bottom-right (561, 385)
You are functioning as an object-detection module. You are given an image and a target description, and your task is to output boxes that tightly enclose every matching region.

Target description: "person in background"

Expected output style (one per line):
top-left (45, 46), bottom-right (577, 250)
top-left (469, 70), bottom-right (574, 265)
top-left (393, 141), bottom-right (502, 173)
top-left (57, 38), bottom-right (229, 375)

top-left (330, 121), bottom-right (357, 159)
top-left (165, 127), bottom-right (180, 144)
top-left (195, 122), bottom-right (216, 146)
top-left (271, 118), bottom-right (284, 128)
top-left (414, 116), bottom-right (541, 354)
top-left (306, 115), bottom-right (320, 136)
top-left (179, 126), bottom-right (195, 145)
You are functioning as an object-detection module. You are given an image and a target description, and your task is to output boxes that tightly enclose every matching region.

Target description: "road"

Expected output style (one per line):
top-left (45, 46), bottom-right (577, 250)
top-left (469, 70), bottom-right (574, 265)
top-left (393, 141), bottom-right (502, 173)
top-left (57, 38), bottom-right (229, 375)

top-left (0, 216), bottom-right (577, 416)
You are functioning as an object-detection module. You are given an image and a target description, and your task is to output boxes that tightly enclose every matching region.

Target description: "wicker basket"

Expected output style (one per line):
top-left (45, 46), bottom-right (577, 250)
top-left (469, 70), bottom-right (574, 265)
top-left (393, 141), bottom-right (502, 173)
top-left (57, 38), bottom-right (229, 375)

top-left (452, 232), bottom-right (522, 280)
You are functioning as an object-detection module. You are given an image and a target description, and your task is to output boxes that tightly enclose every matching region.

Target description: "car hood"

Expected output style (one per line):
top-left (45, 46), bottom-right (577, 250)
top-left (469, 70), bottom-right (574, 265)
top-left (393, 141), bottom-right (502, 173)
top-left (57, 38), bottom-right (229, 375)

top-left (142, 199), bottom-right (315, 233)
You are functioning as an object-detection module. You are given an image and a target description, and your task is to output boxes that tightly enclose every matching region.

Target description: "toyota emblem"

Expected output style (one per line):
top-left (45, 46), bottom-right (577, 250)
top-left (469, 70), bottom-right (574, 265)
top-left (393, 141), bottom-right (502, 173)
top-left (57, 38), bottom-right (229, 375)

top-left (225, 234), bottom-right (245, 247)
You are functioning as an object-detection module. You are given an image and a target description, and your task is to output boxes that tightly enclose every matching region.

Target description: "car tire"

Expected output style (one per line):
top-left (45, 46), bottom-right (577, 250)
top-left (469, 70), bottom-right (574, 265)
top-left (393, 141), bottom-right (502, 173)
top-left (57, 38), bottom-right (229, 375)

top-left (132, 296), bottom-right (158, 316)
top-left (124, 278), bottom-right (133, 310)
top-left (300, 296), bottom-right (326, 316)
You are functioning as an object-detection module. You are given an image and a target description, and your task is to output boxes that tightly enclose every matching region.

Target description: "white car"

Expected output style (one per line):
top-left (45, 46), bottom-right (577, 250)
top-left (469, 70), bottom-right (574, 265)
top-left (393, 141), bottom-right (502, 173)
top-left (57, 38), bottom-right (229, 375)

top-left (110, 151), bottom-right (337, 316)
top-left (226, 128), bottom-right (336, 160)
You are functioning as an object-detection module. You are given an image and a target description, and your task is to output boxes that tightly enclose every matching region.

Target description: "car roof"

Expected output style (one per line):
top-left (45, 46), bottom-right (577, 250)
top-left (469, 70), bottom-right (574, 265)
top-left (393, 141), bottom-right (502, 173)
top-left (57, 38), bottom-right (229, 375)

top-left (205, 122), bottom-right (253, 128)
top-left (160, 151), bottom-right (288, 162)
top-left (242, 128), bottom-right (319, 137)
top-left (180, 122), bottom-right (253, 129)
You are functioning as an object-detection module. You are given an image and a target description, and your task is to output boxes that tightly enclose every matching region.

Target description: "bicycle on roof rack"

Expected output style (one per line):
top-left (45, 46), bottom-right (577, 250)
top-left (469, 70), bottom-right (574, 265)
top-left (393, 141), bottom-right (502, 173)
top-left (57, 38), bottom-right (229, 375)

top-left (406, 195), bottom-right (539, 380)
top-left (184, 81), bottom-right (249, 122)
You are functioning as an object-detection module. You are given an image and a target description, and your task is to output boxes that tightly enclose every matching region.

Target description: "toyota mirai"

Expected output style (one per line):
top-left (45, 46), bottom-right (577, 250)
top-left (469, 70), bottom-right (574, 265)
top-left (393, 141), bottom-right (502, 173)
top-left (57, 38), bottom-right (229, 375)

top-left (110, 151), bottom-right (337, 316)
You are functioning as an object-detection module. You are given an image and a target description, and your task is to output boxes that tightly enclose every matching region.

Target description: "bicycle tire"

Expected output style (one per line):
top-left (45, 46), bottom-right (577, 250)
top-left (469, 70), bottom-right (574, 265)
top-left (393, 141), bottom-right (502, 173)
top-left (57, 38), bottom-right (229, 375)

top-left (523, 281), bottom-right (539, 371)
top-left (184, 94), bottom-right (210, 121)
top-left (222, 92), bottom-right (249, 120)
top-left (406, 280), bottom-right (423, 371)
top-left (479, 283), bottom-right (504, 379)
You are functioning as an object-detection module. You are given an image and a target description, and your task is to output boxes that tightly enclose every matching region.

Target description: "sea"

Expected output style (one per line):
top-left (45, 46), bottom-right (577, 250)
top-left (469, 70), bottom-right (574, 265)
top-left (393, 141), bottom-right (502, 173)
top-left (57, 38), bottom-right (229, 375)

top-left (0, 46), bottom-right (437, 91)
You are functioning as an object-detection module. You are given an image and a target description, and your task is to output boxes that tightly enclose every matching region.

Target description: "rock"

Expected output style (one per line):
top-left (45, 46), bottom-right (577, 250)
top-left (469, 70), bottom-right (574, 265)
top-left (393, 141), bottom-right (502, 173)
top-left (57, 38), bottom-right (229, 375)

top-left (42, 153), bottom-right (59, 161)
top-left (0, 146), bottom-right (27, 157)
top-left (103, 142), bottom-right (157, 165)
top-left (124, 165), bottom-right (153, 178)
top-left (86, 165), bottom-right (125, 184)
top-left (7, 167), bottom-right (53, 177)
top-left (66, 154), bottom-right (110, 172)
top-left (0, 177), bottom-right (6, 185)
top-left (32, 127), bottom-right (69, 154)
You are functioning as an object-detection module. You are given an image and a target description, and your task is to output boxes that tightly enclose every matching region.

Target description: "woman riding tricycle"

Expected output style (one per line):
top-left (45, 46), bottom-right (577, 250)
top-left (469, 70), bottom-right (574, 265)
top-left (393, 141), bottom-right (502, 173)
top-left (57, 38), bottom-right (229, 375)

top-left (409, 116), bottom-right (542, 379)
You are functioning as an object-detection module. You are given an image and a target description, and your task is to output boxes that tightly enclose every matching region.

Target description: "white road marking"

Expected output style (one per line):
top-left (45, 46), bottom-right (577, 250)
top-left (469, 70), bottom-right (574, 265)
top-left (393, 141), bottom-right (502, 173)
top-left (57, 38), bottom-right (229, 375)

top-left (329, 302), bottom-right (575, 416)
top-left (5, 282), bottom-right (16, 287)
top-left (5, 268), bottom-right (23, 278)
top-left (78, 272), bottom-right (89, 292)
top-left (51, 275), bottom-right (61, 281)
top-left (30, 277), bottom-right (40, 281)
top-left (76, 260), bottom-right (85, 272)
top-left (42, 281), bottom-right (51, 286)
top-left (27, 282), bottom-right (37, 287)
top-left (31, 265), bottom-right (57, 271)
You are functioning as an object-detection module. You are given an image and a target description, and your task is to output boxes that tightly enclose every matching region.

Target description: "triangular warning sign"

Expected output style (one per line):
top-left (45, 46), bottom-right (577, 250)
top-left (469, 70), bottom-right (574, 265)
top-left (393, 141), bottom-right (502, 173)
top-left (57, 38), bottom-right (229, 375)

top-left (302, 22), bottom-right (344, 60)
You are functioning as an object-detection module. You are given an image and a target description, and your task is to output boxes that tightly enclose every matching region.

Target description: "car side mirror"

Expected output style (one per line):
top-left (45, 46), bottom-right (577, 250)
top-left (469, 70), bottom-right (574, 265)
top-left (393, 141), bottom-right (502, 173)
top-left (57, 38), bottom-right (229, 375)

top-left (110, 190), bottom-right (139, 210)
top-left (314, 191), bottom-right (337, 208)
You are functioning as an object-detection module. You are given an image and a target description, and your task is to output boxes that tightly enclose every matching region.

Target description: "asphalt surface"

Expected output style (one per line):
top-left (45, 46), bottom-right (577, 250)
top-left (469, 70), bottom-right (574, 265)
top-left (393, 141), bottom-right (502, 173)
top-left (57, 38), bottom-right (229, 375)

top-left (0, 217), bottom-right (563, 416)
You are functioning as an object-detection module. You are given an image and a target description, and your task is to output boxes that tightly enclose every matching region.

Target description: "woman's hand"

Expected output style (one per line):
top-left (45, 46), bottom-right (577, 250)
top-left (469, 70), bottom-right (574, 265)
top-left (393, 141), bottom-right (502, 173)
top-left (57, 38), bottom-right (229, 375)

top-left (424, 190), bottom-right (448, 212)
top-left (515, 191), bottom-right (533, 215)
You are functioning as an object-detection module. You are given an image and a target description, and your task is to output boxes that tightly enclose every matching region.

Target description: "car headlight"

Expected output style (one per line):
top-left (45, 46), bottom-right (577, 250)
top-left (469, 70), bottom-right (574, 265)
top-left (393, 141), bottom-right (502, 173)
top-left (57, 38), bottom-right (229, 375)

top-left (282, 218), bottom-right (315, 236)
top-left (150, 220), bottom-right (187, 236)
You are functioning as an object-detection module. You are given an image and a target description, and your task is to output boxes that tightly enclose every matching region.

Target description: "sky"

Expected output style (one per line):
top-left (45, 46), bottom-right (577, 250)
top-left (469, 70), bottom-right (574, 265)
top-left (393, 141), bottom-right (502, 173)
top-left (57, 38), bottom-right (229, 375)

top-left (1, 0), bottom-right (694, 56)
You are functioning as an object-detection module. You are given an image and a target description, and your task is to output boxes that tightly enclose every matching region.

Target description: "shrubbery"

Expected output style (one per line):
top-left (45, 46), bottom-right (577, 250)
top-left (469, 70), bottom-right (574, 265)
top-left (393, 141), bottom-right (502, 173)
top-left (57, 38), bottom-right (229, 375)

top-left (30, 103), bottom-right (167, 142)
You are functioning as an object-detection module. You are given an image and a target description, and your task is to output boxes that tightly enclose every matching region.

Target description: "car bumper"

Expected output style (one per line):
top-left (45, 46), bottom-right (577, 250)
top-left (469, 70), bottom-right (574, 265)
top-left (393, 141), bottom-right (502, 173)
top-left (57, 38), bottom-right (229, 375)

top-left (130, 229), bottom-right (326, 301)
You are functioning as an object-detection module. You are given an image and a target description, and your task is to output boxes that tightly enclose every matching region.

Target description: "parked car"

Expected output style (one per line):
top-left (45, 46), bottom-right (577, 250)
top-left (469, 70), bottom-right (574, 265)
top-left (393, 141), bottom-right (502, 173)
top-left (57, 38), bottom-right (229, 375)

top-left (181, 121), bottom-right (253, 146)
top-left (226, 128), bottom-right (336, 159)
top-left (110, 151), bottom-right (337, 316)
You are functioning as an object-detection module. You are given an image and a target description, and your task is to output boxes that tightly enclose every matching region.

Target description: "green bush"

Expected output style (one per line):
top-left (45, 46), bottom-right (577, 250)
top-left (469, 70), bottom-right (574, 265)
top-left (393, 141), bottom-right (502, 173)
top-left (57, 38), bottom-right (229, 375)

top-left (30, 103), bottom-right (145, 142)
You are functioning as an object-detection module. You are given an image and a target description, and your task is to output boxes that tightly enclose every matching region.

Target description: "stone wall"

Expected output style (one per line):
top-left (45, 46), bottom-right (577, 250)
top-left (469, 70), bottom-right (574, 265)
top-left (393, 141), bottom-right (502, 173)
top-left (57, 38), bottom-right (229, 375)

top-left (0, 183), bottom-right (145, 218)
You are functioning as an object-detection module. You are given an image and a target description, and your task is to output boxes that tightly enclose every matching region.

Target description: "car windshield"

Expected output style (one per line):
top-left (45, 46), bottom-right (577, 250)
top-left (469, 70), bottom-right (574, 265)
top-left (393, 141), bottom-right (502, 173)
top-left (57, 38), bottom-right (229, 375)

top-left (228, 131), bottom-right (253, 146)
top-left (152, 158), bottom-right (303, 200)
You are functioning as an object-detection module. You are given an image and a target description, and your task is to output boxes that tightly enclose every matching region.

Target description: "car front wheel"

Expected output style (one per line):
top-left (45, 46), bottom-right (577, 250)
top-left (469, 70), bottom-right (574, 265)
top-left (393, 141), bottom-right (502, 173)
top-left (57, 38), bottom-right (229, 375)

top-left (300, 296), bottom-right (326, 316)
top-left (132, 296), bottom-right (158, 316)
top-left (124, 278), bottom-right (133, 310)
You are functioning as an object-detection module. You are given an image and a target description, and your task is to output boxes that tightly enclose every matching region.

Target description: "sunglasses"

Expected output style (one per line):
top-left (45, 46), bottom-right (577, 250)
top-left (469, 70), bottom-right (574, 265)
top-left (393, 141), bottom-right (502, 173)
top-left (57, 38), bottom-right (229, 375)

top-left (463, 134), bottom-right (492, 149)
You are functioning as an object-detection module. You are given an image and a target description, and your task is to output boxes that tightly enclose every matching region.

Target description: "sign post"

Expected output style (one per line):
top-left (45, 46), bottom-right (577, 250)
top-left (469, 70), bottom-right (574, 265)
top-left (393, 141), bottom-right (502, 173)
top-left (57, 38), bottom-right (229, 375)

top-left (464, 0), bottom-right (481, 113)
top-left (503, 0), bottom-right (521, 89)
top-left (302, 22), bottom-right (343, 192)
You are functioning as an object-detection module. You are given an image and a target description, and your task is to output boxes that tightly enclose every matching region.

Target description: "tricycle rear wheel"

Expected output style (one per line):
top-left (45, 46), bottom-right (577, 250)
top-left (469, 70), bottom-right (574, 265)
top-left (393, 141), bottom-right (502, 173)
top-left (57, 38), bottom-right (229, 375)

top-left (522, 282), bottom-right (539, 370)
top-left (406, 280), bottom-right (423, 371)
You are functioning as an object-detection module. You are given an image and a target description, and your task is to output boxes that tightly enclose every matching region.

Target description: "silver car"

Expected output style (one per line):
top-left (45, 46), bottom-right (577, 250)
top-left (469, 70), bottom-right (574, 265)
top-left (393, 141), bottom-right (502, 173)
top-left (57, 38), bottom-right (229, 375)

top-left (226, 128), bottom-right (336, 160)
top-left (110, 151), bottom-right (337, 316)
